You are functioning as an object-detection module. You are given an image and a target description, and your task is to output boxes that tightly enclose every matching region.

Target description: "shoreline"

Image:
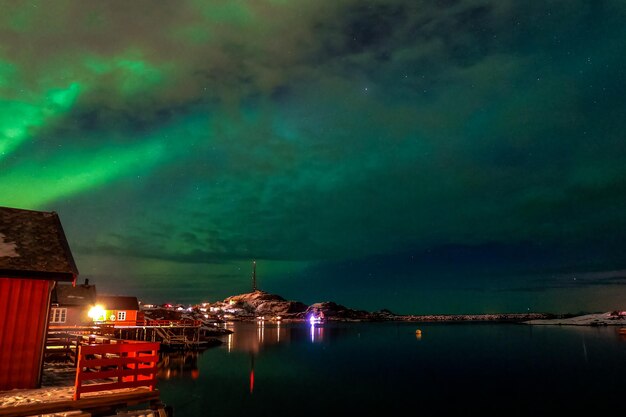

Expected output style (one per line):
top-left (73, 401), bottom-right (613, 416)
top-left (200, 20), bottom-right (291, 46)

top-left (525, 312), bottom-right (626, 327)
top-left (220, 312), bottom-right (626, 327)
top-left (224, 312), bottom-right (553, 324)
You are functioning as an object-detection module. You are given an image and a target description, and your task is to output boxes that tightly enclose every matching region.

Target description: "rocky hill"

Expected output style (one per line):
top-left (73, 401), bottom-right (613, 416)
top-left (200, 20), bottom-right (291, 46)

top-left (224, 291), bottom-right (308, 316)
top-left (305, 302), bottom-right (370, 321)
top-left (213, 291), bottom-right (400, 321)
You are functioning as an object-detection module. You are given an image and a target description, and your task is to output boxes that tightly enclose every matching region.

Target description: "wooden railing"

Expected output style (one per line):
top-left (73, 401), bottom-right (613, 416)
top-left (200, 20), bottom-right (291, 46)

top-left (45, 329), bottom-right (117, 365)
top-left (45, 333), bottom-right (81, 364)
top-left (78, 333), bottom-right (122, 346)
top-left (138, 319), bottom-right (202, 327)
top-left (74, 341), bottom-right (159, 400)
top-left (48, 325), bottom-right (116, 336)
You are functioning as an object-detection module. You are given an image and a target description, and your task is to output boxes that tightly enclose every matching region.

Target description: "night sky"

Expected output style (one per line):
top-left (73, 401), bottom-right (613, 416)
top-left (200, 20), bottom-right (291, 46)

top-left (2, 1), bottom-right (626, 314)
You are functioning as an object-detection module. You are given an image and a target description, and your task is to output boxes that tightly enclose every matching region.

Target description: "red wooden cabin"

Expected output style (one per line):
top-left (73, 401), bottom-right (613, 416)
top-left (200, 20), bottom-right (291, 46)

top-left (95, 295), bottom-right (144, 326)
top-left (0, 206), bottom-right (78, 391)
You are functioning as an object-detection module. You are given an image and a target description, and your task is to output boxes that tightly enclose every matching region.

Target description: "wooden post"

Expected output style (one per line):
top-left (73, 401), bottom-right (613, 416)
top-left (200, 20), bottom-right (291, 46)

top-left (73, 346), bottom-right (83, 400)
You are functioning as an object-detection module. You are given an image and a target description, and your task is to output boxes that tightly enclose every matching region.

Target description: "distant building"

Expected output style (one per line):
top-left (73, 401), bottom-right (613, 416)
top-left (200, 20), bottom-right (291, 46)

top-left (0, 206), bottom-right (78, 390)
top-left (50, 279), bottom-right (96, 327)
top-left (95, 295), bottom-right (143, 326)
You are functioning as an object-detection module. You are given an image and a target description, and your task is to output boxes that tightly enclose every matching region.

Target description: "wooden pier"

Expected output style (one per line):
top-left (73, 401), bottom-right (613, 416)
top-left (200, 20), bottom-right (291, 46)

top-left (1, 341), bottom-right (166, 417)
top-left (0, 387), bottom-right (161, 417)
top-left (46, 319), bottom-right (210, 354)
top-left (113, 320), bottom-right (209, 350)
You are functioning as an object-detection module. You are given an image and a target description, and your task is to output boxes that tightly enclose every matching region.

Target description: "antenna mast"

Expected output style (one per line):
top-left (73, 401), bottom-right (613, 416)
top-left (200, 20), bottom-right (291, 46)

top-left (252, 260), bottom-right (257, 292)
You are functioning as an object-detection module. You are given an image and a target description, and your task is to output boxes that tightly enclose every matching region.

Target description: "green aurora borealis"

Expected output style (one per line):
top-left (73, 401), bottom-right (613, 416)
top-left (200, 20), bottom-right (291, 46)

top-left (2, 1), bottom-right (626, 313)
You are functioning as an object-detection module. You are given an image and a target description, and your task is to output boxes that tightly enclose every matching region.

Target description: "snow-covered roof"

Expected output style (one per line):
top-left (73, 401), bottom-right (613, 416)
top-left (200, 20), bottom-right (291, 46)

top-left (0, 206), bottom-right (78, 281)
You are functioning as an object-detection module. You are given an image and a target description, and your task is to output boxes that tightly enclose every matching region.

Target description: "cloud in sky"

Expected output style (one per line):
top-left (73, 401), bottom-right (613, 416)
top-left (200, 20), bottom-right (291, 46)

top-left (1, 0), bottom-right (626, 312)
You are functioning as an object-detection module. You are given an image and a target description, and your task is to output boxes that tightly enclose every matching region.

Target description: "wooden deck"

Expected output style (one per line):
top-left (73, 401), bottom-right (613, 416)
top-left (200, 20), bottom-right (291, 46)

top-left (0, 386), bottom-right (160, 417)
top-left (48, 321), bottom-right (210, 351)
top-left (0, 340), bottom-right (164, 416)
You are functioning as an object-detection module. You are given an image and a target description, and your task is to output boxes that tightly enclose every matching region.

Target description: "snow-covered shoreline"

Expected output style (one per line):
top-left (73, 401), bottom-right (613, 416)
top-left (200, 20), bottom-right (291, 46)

top-left (525, 312), bottom-right (626, 326)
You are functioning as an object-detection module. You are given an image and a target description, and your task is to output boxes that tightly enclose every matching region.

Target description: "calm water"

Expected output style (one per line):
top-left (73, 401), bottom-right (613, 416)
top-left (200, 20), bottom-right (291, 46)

top-left (157, 322), bottom-right (626, 416)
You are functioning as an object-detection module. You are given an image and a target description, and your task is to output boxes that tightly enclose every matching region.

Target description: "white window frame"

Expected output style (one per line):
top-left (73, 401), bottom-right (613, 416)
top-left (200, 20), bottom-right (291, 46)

top-left (117, 311), bottom-right (127, 321)
top-left (50, 308), bottom-right (67, 324)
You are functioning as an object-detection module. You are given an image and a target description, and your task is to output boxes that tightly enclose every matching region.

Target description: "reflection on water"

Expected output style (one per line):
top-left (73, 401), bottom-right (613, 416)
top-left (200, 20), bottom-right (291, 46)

top-left (159, 321), bottom-right (329, 391)
top-left (249, 354), bottom-right (254, 394)
top-left (310, 323), bottom-right (324, 342)
top-left (221, 321), bottom-right (342, 354)
top-left (158, 350), bottom-right (200, 380)
top-left (157, 322), bottom-right (626, 417)
top-left (222, 321), bottom-right (327, 394)
top-left (223, 320), bottom-right (325, 353)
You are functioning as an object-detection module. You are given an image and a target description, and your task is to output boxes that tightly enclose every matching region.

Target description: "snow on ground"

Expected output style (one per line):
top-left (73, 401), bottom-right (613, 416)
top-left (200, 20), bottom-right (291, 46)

top-left (0, 386), bottom-right (149, 408)
top-left (0, 361), bottom-right (148, 409)
top-left (0, 386), bottom-right (75, 408)
top-left (0, 362), bottom-right (78, 408)
top-left (526, 312), bottom-right (626, 326)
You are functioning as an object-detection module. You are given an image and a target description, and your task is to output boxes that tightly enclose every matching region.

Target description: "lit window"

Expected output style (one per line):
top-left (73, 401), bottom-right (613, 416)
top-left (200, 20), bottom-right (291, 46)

top-left (50, 308), bottom-right (67, 324)
top-left (117, 311), bottom-right (126, 321)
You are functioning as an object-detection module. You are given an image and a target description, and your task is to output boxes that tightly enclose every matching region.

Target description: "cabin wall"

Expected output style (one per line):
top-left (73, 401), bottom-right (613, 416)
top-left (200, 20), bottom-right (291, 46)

top-left (66, 306), bottom-right (91, 326)
top-left (126, 310), bottom-right (138, 325)
top-left (0, 277), bottom-right (53, 390)
top-left (49, 305), bottom-right (92, 327)
top-left (103, 309), bottom-right (138, 326)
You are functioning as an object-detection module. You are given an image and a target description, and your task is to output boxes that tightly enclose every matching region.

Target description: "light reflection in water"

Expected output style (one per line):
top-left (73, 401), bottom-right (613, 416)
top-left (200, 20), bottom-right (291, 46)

top-left (226, 321), bottom-right (314, 354)
top-left (158, 350), bottom-right (200, 380)
top-left (249, 354), bottom-right (255, 394)
top-left (226, 321), bottom-right (328, 395)
top-left (309, 323), bottom-right (324, 343)
top-left (161, 322), bottom-right (330, 396)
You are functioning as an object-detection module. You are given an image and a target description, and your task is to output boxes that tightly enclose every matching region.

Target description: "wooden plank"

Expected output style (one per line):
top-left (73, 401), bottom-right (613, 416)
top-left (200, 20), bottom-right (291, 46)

top-left (80, 355), bottom-right (158, 368)
top-left (78, 344), bottom-right (158, 355)
top-left (78, 367), bottom-right (156, 381)
top-left (0, 389), bottom-right (159, 417)
top-left (77, 379), bottom-right (156, 395)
